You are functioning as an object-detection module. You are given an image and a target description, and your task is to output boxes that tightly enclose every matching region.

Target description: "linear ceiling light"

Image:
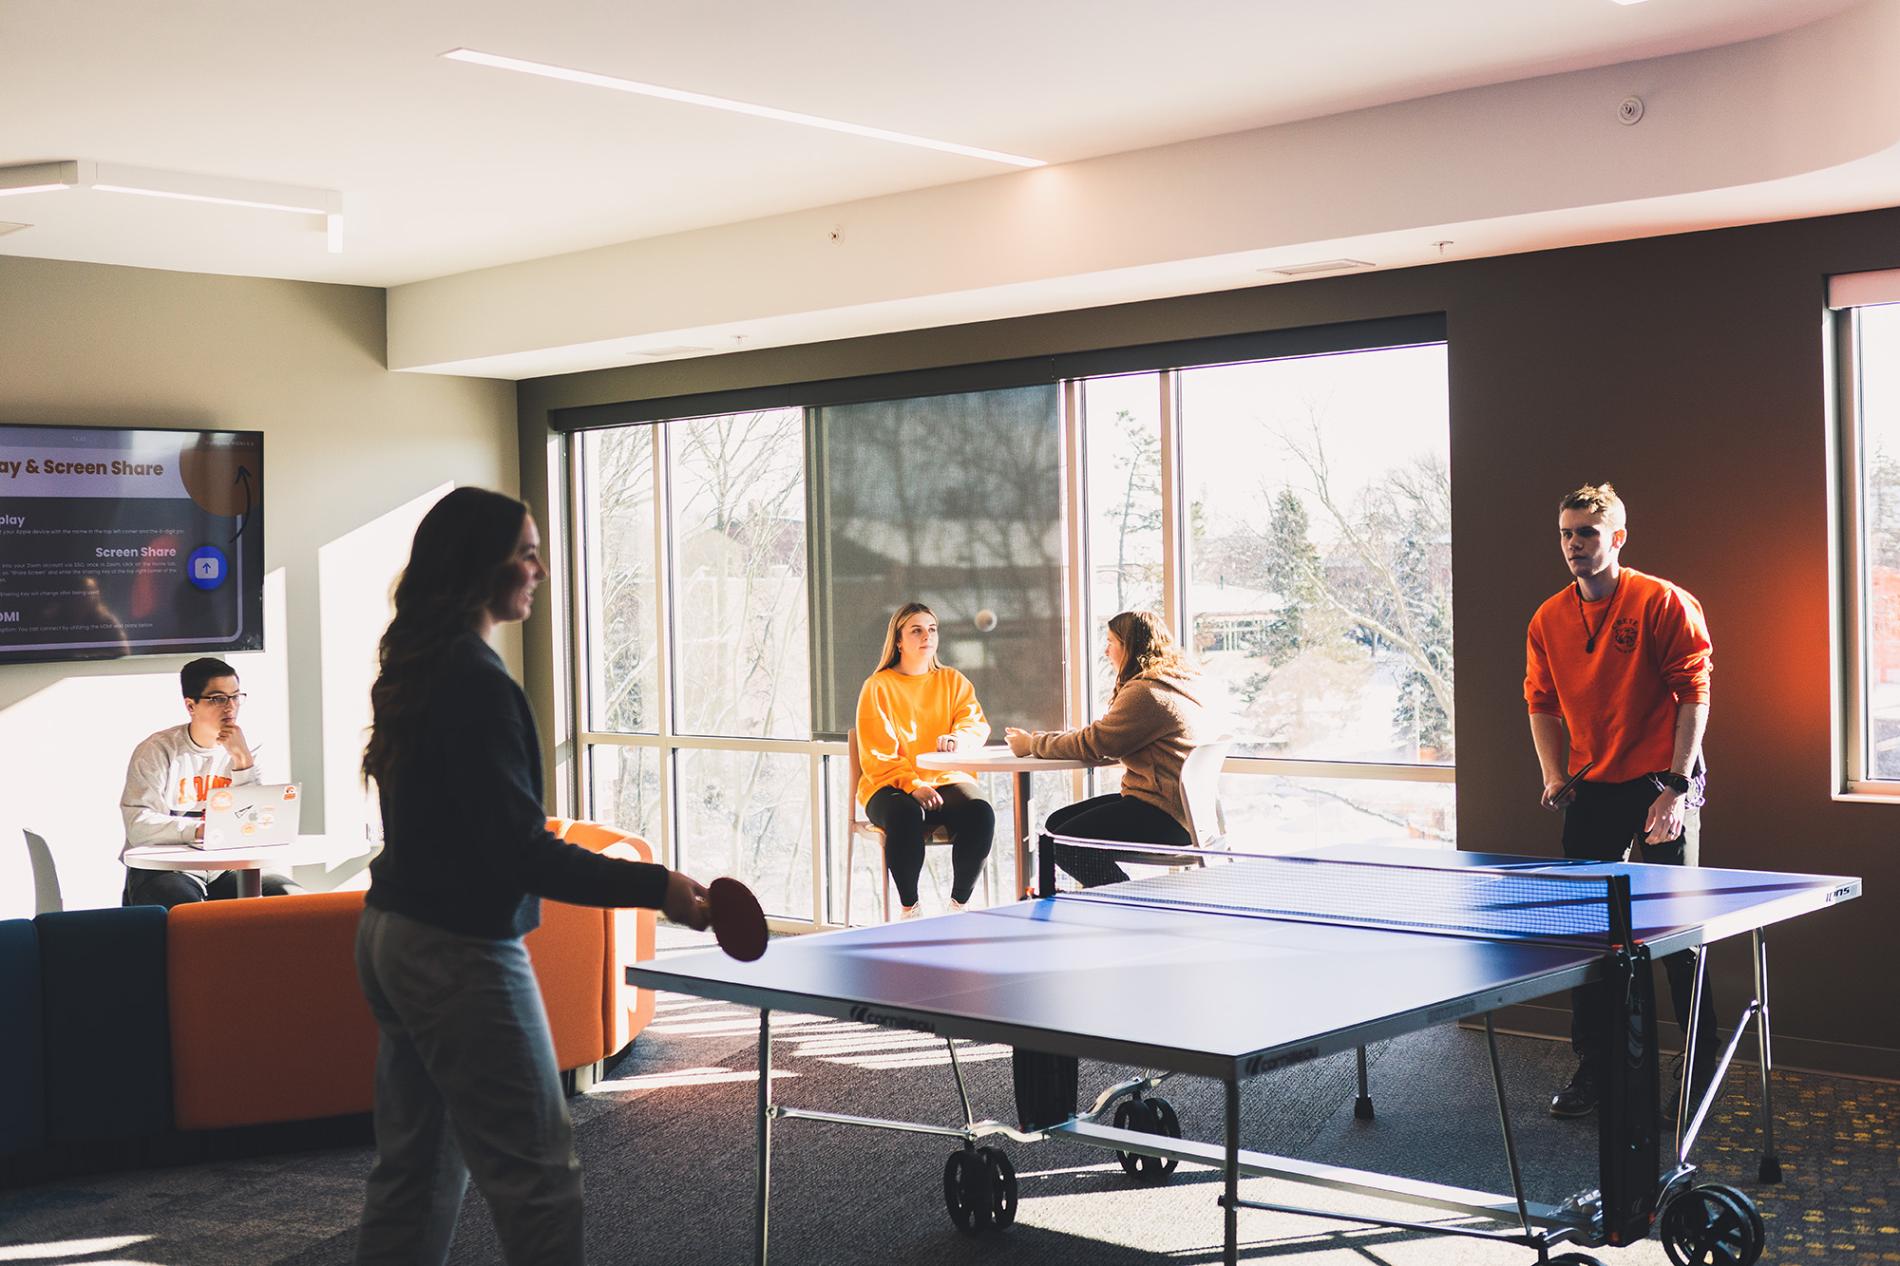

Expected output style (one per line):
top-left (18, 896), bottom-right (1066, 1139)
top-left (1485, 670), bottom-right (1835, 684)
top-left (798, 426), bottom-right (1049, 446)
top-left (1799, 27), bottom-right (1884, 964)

top-left (0, 160), bottom-right (344, 253)
top-left (0, 160), bottom-right (82, 197)
top-left (443, 48), bottom-right (1046, 169)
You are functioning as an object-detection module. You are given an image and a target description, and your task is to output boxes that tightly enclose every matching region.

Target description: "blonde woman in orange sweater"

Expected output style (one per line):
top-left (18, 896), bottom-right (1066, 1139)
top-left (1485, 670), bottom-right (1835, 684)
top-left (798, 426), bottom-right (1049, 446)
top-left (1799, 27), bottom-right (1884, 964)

top-left (855, 602), bottom-right (995, 919)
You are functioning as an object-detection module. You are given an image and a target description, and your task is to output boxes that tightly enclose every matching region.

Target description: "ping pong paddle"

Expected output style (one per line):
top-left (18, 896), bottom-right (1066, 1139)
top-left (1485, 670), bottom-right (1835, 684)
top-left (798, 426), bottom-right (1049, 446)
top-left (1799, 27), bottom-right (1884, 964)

top-left (1553, 760), bottom-right (1595, 805)
top-left (708, 876), bottom-right (768, 962)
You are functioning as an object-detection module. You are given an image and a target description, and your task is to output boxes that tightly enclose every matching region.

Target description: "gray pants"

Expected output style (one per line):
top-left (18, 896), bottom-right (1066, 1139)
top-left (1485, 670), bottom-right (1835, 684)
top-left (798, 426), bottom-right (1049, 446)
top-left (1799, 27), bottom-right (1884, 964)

top-left (353, 905), bottom-right (584, 1266)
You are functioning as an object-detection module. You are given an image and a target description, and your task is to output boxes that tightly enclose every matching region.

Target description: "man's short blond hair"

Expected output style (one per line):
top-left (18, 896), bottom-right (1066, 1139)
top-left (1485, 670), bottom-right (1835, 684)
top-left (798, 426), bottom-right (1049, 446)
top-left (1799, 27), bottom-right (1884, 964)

top-left (1559, 482), bottom-right (1626, 529)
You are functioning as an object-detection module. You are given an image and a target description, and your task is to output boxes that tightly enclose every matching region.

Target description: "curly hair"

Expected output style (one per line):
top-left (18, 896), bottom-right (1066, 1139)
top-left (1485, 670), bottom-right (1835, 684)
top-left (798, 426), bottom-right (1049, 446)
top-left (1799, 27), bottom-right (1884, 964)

top-left (1107, 609), bottom-right (1197, 690)
top-left (362, 487), bottom-right (527, 788)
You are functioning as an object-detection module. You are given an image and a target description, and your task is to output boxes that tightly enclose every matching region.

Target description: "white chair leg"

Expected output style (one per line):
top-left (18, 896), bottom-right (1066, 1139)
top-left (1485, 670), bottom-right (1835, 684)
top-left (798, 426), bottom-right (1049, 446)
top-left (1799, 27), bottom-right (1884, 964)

top-left (844, 829), bottom-right (856, 928)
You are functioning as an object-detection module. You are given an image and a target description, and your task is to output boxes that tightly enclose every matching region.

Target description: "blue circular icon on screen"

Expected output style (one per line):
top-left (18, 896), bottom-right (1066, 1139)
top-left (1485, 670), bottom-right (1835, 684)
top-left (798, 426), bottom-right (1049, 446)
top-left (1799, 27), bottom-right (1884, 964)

top-left (187, 546), bottom-right (227, 590)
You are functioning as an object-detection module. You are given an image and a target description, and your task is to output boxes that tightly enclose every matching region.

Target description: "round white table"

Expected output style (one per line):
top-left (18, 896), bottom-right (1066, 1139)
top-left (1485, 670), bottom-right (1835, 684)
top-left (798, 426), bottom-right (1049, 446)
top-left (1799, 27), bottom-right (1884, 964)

top-left (915, 747), bottom-right (1110, 898)
top-left (124, 835), bottom-right (377, 898)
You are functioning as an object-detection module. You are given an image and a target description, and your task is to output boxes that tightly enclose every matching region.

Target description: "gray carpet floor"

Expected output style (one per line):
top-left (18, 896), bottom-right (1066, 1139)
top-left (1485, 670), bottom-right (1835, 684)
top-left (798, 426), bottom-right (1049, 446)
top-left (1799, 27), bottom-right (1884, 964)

top-left (2, 936), bottom-right (1895, 1265)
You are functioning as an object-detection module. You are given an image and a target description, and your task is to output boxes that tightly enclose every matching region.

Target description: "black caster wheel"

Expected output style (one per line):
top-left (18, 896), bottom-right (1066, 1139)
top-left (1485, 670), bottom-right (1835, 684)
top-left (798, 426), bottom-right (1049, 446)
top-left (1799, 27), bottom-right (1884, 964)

top-left (1660, 1182), bottom-right (1765, 1266)
top-left (1353, 1095), bottom-right (1375, 1121)
top-left (1112, 1096), bottom-right (1180, 1183)
top-left (977, 1146), bottom-right (1018, 1229)
top-left (1546, 1255), bottom-right (1608, 1265)
top-left (943, 1148), bottom-right (995, 1233)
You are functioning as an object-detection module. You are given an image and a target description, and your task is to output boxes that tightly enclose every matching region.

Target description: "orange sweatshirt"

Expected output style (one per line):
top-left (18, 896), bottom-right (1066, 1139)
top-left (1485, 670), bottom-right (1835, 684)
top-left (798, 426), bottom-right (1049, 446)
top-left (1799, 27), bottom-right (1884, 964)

top-left (855, 667), bottom-right (991, 807)
top-left (1524, 567), bottom-right (1712, 785)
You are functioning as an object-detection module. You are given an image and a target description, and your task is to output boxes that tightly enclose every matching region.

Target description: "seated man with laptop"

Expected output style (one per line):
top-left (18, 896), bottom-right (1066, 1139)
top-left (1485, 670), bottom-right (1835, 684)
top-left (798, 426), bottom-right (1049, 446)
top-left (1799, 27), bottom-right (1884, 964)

top-left (120, 657), bottom-right (303, 908)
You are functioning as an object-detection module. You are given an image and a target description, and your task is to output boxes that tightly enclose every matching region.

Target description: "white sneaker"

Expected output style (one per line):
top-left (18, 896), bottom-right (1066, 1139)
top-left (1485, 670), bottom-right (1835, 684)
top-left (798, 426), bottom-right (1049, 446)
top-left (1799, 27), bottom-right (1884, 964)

top-left (899, 904), bottom-right (923, 920)
top-left (947, 898), bottom-right (969, 914)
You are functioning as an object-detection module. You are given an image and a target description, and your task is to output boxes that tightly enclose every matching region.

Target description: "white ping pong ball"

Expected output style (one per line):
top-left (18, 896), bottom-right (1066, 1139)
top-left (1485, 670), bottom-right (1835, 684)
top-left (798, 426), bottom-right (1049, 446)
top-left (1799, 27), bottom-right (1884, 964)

top-left (974, 609), bottom-right (997, 632)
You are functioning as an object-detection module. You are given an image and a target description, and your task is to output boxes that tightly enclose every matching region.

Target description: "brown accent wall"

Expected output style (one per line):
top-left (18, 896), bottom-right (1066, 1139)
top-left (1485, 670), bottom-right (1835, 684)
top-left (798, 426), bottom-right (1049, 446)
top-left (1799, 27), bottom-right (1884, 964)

top-left (520, 206), bottom-right (1900, 1077)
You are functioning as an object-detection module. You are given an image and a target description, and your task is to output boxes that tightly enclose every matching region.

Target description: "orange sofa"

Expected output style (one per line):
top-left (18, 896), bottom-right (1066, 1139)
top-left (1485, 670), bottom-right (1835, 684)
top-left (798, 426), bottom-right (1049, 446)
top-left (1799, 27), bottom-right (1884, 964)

top-left (166, 819), bottom-right (659, 1131)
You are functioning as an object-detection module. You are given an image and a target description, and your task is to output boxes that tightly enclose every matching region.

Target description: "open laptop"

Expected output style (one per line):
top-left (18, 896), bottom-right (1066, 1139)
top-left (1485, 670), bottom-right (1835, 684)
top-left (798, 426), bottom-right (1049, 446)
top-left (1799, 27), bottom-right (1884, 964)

top-left (197, 782), bottom-right (302, 850)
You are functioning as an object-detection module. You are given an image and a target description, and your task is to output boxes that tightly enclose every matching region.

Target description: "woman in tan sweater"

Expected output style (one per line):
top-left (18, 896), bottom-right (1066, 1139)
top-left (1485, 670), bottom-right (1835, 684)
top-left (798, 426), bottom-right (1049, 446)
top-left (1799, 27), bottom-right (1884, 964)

top-left (1005, 610), bottom-right (1216, 887)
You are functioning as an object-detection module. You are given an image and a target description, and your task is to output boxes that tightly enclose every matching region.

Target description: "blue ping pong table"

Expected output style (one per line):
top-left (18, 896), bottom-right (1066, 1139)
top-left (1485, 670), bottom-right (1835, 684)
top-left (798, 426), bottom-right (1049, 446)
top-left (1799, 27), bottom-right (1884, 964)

top-left (630, 843), bottom-right (1860, 1265)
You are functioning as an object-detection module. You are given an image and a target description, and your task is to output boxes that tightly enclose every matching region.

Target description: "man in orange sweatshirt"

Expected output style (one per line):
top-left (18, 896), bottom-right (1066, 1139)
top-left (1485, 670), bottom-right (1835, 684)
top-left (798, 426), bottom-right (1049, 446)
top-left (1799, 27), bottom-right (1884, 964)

top-left (1525, 482), bottom-right (1718, 1119)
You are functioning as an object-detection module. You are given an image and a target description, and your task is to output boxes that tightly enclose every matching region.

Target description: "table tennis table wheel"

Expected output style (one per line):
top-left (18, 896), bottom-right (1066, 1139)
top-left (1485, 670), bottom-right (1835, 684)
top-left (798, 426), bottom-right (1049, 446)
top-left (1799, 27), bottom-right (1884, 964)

top-left (1112, 1096), bottom-right (1182, 1182)
top-left (943, 1146), bottom-right (1017, 1233)
top-left (978, 1146), bottom-right (1017, 1228)
top-left (1659, 1182), bottom-right (1764, 1266)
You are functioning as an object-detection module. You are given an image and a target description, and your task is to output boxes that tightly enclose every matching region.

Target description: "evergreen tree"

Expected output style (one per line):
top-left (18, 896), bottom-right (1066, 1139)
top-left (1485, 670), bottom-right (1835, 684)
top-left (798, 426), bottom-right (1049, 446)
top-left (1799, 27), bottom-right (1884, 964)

top-left (1257, 490), bottom-right (1320, 667)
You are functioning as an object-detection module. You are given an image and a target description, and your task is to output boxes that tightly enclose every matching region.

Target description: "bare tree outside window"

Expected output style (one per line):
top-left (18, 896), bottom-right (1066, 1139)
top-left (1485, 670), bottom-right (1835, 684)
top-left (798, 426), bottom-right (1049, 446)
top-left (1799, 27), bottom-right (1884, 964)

top-left (811, 387), bottom-right (1064, 736)
top-left (1182, 346), bottom-right (1453, 845)
top-left (579, 429), bottom-right (662, 838)
top-left (1083, 375), bottom-right (1165, 717)
top-left (668, 409), bottom-right (814, 915)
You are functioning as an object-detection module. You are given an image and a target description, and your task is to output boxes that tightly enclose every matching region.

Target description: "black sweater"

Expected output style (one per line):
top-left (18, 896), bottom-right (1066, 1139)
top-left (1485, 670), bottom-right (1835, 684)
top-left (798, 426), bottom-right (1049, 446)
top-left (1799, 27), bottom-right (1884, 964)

top-left (365, 632), bottom-right (668, 939)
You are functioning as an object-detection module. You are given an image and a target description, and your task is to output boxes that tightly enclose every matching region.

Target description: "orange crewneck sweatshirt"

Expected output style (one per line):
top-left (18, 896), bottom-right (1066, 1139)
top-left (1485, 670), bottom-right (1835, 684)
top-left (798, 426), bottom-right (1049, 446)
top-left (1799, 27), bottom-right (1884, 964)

top-left (854, 667), bottom-right (991, 806)
top-left (1524, 567), bottom-right (1712, 785)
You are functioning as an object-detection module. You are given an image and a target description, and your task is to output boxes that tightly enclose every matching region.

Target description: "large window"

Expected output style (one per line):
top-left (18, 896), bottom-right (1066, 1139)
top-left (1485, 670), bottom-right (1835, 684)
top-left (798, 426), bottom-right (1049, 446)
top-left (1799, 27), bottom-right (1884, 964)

top-left (568, 322), bottom-right (1455, 926)
top-left (1181, 347), bottom-right (1452, 767)
top-left (1832, 274), bottom-right (1900, 794)
top-left (810, 387), bottom-right (1064, 736)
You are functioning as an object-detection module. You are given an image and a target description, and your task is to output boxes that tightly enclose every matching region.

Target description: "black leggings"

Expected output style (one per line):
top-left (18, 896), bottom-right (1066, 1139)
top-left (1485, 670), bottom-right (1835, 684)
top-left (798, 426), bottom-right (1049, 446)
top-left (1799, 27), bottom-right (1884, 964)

top-left (1046, 794), bottom-right (1192, 888)
top-left (865, 784), bottom-right (995, 906)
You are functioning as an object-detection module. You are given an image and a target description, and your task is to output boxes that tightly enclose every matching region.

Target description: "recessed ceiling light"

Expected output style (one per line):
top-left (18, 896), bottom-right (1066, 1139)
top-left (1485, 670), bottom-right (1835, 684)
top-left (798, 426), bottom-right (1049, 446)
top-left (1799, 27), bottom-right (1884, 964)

top-left (443, 48), bottom-right (1045, 169)
top-left (1609, 0), bottom-right (1652, 6)
top-left (1265, 258), bottom-right (1375, 277)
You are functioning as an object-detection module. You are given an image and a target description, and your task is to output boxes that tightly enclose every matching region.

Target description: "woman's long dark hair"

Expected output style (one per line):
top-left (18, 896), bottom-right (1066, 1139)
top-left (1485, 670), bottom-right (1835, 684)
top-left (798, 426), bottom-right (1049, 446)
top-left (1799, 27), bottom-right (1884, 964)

top-left (362, 487), bottom-right (527, 787)
top-left (1107, 609), bottom-right (1197, 690)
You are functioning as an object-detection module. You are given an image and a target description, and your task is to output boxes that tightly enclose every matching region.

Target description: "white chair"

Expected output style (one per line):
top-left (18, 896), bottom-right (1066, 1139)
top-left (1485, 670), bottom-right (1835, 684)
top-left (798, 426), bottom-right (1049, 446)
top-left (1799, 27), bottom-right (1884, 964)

top-left (843, 727), bottom-right (991, 925)
top-left (1178, 736), bottom-right (1236, 849)
top-left (1098, 736), bottom-right (1235, 875)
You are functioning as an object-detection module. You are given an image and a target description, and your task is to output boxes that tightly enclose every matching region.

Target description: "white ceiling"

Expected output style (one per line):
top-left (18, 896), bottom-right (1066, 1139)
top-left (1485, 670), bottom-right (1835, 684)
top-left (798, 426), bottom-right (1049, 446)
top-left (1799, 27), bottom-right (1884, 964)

top-left (0, 0), bottom-right (1869, 290)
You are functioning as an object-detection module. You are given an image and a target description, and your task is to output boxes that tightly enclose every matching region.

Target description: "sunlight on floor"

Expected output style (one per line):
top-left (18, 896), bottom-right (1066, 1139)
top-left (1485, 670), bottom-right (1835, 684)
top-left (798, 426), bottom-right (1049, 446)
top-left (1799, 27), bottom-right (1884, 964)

top-left (587, 1067), bottom-right (800, 1093)
top-left (0, 1236), bottom-right (153, 1261)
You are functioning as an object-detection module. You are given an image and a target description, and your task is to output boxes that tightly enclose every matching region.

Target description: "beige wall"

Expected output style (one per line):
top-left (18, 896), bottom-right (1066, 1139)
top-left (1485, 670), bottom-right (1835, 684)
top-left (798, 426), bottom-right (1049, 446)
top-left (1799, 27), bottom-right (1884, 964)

top-left (0, 255), bottom-right (518, 918)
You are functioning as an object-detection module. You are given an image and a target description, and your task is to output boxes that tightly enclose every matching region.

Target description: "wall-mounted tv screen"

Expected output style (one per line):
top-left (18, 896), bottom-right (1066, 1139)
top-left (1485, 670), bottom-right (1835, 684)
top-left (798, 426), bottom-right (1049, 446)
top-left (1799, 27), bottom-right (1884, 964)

top-left (0, 423), bottom-right (264, 665)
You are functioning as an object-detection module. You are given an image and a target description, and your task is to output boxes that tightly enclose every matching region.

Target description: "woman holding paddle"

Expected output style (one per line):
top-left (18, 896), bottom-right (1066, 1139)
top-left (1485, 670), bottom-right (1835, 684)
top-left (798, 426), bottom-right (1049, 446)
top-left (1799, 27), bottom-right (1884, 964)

top-left (354, 487), bottom-right (726, 1266)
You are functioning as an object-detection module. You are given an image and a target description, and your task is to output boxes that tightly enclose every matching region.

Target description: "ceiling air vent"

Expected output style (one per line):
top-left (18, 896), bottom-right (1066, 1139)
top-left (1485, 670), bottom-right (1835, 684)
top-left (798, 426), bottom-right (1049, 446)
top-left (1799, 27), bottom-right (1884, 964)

top-left (1267, 258), bottom-right (1374, 277)
top-left (629, 345), bottom-right (715, 359)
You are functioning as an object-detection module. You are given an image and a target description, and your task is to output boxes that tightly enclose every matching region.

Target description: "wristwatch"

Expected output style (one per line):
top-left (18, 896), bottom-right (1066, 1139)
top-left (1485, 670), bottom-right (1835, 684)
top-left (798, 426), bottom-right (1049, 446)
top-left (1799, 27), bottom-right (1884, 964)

top-left (1655, 771), bottom-right (1691, 794)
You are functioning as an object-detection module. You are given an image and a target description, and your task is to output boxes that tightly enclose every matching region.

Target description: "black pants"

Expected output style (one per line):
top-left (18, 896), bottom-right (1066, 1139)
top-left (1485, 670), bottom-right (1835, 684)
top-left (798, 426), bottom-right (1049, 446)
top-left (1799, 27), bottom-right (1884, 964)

top-left (1562, 778), bottom-right (1719, 1093)
top-left (123, 867), bottom-right (302, 910)
top-left (865, 784), bottom-right (994, 907)
top-left (1046, 794), bottom-right (1193, 888)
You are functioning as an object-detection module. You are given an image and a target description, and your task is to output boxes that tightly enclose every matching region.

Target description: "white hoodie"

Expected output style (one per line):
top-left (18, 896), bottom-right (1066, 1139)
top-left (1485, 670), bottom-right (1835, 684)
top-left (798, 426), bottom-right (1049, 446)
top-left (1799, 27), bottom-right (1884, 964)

top-left (120, 723), bottom-right (261, 865)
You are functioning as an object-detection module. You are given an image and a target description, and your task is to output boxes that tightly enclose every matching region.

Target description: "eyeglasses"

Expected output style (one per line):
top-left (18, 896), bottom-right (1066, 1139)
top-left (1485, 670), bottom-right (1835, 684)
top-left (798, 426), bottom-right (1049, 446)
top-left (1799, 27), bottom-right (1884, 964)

top-left (194, 692), bottom-right (247, 706)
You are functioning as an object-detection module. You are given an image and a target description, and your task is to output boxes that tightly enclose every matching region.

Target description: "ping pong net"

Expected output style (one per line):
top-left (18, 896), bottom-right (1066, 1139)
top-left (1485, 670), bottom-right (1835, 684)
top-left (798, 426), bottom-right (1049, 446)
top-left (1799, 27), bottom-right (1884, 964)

top-left (1041, 834), bottom-right (1627, 948)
